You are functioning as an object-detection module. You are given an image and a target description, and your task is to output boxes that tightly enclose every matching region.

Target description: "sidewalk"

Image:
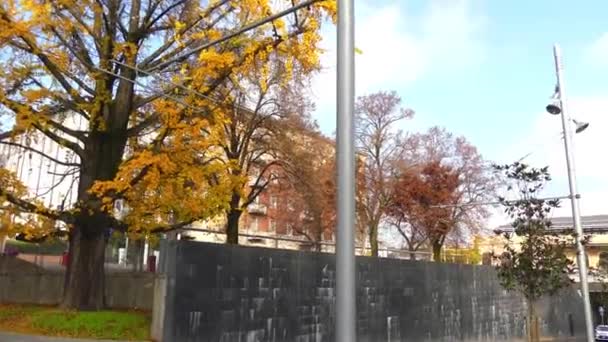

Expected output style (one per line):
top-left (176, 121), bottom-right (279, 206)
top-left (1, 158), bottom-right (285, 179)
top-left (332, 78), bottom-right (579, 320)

top-left (0, 332), bottom-right (147, 342)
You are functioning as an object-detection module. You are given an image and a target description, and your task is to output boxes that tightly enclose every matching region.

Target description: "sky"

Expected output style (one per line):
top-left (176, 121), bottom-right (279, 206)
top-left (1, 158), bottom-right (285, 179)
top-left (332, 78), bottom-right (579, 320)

top-left (309, 0), bottom-right (608, 228)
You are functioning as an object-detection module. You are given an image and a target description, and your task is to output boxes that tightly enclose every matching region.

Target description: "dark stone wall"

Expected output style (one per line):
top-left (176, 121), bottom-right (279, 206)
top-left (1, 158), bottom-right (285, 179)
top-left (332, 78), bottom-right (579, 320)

top-left (156, 240), bottom-right (586, 342)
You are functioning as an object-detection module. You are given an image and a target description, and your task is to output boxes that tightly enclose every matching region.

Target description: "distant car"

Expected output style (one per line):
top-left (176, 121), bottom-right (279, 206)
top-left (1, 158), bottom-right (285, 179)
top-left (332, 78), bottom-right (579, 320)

top-left (596, 325), bottom-right (608, 341)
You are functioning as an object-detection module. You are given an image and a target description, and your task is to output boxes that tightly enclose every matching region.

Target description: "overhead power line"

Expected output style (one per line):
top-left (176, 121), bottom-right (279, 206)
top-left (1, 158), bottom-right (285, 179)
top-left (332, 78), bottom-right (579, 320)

top-left (93, 65), bottom-right (205, 114)
top-left (431, 194), bottom-right (575, 209)
top-left (109, 59), bottom-right (253, 114)
top-left (93, 0), bottom-right (326, 113)
top-left (148, 0), bottom-right (325, 72)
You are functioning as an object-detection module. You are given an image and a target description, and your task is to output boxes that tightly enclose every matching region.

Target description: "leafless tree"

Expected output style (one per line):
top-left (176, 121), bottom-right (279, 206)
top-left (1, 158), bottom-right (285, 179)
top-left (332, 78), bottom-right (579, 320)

top-left (355, 90), bottom-right (413, 256)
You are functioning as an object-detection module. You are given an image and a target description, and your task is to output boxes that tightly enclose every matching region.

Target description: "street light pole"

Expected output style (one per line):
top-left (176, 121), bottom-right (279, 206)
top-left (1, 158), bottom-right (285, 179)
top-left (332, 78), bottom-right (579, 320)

top-left (336, 0), bottom-right (356, 341)
top-left (552, 43), bottom-right (594, 341)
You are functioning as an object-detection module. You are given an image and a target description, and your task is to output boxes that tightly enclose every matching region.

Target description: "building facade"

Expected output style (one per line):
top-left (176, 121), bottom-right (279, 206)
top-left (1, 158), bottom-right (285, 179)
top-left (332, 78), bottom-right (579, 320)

top-left (1, 115), bottom-right (363, 256)
top-left (482, 215), bottom-right (608, 273)
top-left (186, 132), bottom-right (339, 252)
top-left (0, 115), bottom-right (85, 253)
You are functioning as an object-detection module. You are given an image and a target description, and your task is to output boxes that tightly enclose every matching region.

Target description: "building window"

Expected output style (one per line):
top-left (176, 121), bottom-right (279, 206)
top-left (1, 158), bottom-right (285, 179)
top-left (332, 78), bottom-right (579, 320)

top-left (269, 220), bottom-right (276, 232)
top-left (270, 196), bottom-right (278, 209)
top-left (251, 218), bottom-right (259, 232)
top-left (600, 252), bottom-right (608, 271)
top-left (286, 224), bottom-right (292, 235)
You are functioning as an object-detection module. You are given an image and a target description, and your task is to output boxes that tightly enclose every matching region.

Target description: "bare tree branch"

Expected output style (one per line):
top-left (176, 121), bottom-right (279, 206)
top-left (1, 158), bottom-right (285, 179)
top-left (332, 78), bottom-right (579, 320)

top-left (0, 187), bottom-right (74, 224)
top-left (0, 141), bottom-right (80, 167)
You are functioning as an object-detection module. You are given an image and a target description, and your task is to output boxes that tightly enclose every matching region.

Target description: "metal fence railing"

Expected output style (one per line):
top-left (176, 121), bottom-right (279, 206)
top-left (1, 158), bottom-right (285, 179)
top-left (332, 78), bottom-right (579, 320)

top-left (7, 227), bottom-right (489, 273)
top-left (177, 227), bottom-right (433, 260)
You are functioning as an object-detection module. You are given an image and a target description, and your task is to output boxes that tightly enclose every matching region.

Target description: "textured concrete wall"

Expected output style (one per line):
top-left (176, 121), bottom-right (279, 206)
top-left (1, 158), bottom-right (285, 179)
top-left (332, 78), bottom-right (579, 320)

top-left (155, 240), bottom-right (586, 342)
top-left (0, 256), bottom-right (155, 310)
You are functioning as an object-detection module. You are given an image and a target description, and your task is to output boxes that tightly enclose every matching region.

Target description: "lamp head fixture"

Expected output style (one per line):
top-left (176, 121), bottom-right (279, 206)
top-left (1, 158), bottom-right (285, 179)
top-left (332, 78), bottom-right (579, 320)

top-left (546, 100), bottom-right (562, 115)
top-left (573, 120), bottom-right (589, 134)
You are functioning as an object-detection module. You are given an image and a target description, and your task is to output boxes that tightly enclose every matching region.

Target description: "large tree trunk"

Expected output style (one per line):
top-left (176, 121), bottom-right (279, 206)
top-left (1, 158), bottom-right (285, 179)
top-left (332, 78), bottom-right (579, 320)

top-left (61, 123), bottom-right (129, 309)
top-left (61, 222), bottom-right (106, 310)
top-left (226, 194), bottom-right (242, 244)
top-left (226, 210), bottom-right (241, 244)
top-left (61, 189), bottom-right (111, 311)
top-left (61, 160), bottom-right (116, 309)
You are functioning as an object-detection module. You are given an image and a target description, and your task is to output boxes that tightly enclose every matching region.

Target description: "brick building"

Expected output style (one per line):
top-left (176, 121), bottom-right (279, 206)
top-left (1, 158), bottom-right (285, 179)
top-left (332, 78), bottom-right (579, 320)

top-left (187, 132), bottom-right (339, 251)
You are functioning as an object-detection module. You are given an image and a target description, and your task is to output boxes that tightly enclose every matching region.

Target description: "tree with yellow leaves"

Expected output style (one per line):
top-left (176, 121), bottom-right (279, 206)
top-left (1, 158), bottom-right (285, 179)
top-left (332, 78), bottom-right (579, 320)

top-left (0, 0), bottom-right (335, 310)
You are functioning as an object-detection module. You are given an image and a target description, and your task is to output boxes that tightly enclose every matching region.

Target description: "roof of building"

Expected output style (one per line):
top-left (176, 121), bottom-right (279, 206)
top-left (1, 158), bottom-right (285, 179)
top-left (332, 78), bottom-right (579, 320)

top-left (496, 214), bottom-right (608, 234)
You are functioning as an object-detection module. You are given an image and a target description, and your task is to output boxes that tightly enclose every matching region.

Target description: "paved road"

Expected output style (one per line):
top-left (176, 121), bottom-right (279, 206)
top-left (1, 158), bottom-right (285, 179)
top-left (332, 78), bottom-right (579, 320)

top-left (0, 332), bottom-right (146, 342)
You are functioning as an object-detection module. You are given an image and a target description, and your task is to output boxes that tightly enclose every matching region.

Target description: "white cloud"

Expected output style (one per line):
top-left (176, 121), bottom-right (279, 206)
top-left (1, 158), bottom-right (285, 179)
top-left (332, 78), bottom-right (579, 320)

top-left (492, 96), bottom-right (608, 222)
top-left (310, 0), bottom-right (487, 133)
top-left (586, 32), bottom-right (608, 67)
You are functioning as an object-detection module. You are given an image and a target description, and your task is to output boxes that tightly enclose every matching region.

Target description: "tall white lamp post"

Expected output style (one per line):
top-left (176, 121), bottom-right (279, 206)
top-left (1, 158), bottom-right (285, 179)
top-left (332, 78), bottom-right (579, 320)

top-left (547, 43), bottom-right (594, 341)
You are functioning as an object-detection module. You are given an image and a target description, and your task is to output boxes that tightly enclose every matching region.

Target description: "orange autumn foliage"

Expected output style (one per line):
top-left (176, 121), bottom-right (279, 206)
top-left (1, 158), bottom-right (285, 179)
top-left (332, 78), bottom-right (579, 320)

top-left (388, 161), bottom-right (460, 259)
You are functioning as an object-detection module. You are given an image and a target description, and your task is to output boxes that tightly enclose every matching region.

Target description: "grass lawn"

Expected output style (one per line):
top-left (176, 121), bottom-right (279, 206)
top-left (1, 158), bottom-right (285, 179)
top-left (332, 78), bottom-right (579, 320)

top-left (5, 239), bottom-right (67, 255)
top-left (0, 304), bottom-right (150, 340)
